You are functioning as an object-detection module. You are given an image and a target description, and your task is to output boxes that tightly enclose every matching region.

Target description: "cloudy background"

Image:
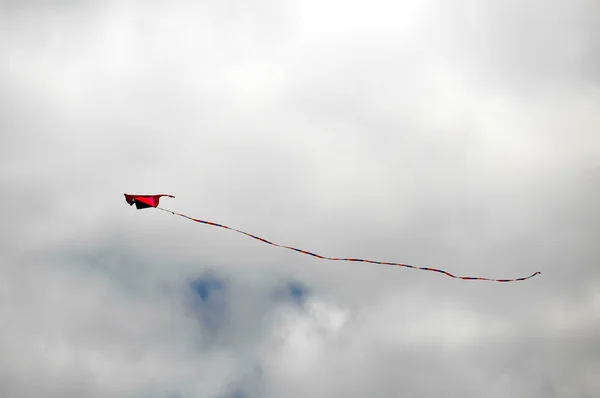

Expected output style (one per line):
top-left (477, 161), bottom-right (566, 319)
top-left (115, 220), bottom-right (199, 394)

top-left (1, 0), bottom-right (599, 397)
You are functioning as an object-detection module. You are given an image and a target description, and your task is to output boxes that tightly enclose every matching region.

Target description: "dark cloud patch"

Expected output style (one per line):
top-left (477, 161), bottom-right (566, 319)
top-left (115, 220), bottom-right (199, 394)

top-left (188, 271), bottom-right (230, 338)
top-left (222, 389), bottom-right (246, 398)
top-left (271, 280), bottom-right (310, 308)
top-left (192, 273), bottom-right (226, 302)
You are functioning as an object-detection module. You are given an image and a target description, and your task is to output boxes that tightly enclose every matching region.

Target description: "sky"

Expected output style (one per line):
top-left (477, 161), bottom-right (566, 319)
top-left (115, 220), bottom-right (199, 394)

top-left (1, 0), bottom-right (599, 397)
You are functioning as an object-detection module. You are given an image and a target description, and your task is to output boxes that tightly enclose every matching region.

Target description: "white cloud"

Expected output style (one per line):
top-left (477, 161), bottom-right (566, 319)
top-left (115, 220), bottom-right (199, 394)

top-left (1, 0), bottom-right (598, 397)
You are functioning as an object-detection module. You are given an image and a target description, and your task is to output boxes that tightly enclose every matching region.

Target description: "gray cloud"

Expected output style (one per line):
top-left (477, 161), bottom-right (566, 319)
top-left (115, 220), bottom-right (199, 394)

top-left (1, 0), bottom-right (598, 397)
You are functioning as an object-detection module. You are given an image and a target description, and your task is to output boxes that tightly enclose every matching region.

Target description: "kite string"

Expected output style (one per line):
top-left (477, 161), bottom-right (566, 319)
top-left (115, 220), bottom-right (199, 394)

top-left (155, 207), bottom-right (540, 282)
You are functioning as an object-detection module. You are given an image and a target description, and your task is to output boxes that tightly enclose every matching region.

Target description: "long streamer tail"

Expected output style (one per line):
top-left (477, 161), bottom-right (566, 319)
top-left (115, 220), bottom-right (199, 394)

top-left (156, 207), bottom-right (540, 282)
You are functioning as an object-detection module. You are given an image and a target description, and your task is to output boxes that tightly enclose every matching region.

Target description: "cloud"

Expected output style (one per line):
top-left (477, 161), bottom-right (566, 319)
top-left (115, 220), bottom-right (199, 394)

top-left (0, 0), bottom-right (598, 397)
top-left (270, 280), bottom-right (310, 308)
top-left (189, 272), bottom-right (230, 339)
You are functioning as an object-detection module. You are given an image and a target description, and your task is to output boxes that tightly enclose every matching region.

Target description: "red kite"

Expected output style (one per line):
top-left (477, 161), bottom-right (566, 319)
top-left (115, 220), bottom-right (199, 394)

top-left (124, 194), bottom-right (174, 209)
top-left (124, 193), bottom-right (540, 282)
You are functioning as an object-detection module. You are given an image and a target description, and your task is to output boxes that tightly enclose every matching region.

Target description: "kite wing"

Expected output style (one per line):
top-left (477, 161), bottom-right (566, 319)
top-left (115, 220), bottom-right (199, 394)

top-left (124, 193), bottom-right (174, 209)
top-left (124, 194), bottom-right (541, 282)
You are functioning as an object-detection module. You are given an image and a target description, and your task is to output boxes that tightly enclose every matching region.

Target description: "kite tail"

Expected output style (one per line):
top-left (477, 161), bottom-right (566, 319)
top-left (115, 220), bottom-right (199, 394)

top-left (155, 207), bottom-right (540, 282)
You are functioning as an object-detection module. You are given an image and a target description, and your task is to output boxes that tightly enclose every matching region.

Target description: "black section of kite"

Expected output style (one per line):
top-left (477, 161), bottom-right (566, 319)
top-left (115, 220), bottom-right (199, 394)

top-left (124, 193), bottom-right (541, 282)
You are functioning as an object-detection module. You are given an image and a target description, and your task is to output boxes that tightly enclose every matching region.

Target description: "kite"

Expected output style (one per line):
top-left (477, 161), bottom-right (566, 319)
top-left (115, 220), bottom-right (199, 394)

top-left (124, 193), bottom-right (541, 282)
top-left (125, 193), bottom-right (175, 209)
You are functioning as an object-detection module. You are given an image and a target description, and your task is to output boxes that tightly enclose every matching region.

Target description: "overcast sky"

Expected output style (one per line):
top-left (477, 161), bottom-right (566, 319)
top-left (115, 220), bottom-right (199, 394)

top-left (1, 0), bottom-right (599, 397)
